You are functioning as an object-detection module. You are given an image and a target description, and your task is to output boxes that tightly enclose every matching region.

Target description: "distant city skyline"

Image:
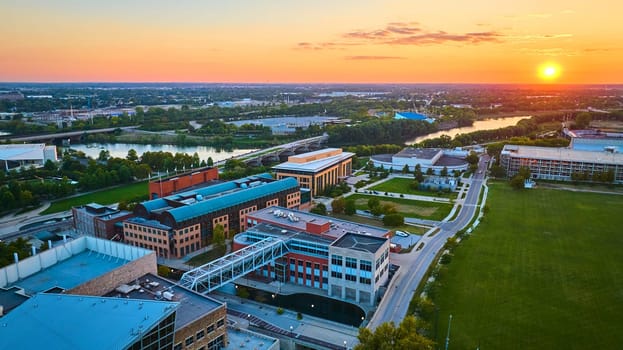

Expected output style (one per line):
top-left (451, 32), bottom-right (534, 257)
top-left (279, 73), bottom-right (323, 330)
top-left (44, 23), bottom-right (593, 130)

top-left (2, 0), bottom-right (621, 84)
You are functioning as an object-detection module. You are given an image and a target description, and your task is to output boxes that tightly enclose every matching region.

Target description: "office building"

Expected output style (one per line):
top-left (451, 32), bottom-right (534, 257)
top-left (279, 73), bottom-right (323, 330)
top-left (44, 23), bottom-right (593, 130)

top-left (273, 148), bottom-right (353, 196)
top-left (127, 174), bottom-right (302, 258)
top-left (500, 145), bottom-right (623, 183)
top-left (233, 207), bottom-right (391, 305)
top-left (72, 203), bottom-right (133, 239)
top-left (371, 147), bottom-right (469, 174)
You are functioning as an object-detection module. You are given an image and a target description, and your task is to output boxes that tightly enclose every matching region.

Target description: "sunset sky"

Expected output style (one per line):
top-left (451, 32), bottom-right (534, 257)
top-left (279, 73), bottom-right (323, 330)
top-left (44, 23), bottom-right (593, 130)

top-left (1, 0), bottom-right (621, 84)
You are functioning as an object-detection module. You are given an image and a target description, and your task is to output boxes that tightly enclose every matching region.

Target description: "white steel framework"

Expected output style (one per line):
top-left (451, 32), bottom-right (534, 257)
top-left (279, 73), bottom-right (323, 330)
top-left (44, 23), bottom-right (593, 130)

top-left (179, 237), bottom-right (289, 293)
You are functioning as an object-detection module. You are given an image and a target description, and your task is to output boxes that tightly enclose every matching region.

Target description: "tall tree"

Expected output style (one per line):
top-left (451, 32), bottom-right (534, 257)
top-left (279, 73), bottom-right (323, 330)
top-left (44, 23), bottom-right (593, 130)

top-left (331, 197), bottom-right (346, 214)
top-left (355, 315), bottom-right (434, 350)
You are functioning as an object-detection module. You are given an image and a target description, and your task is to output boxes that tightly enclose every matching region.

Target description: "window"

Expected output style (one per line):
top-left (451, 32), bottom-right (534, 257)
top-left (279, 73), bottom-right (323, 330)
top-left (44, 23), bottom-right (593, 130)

top-left (345, 257), bottom-right (357, 268)
top-left (217, 318), bottom-right (225, 328)
top-left (185, 336), bottom-right (194, 346)
top-left (207, 324), bottom-right (215, 334)
top-left (174, 343), bottom-right (182, 350)
top-left (331, 255), bottom-right (343, 266)
top-left (196, 330), bottom-right (205, 341)
top-left (360, 260), bottom-right (372, 272)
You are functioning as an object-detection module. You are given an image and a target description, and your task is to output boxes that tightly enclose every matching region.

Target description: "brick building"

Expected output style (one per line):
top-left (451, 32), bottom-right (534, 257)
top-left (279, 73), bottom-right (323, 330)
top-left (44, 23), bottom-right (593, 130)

top-left (128, 174), bottom-right (303, 258)
top-left (149, 166), bottom-right (219, 199)
top-left (72, 203), bottom-right (133, 239)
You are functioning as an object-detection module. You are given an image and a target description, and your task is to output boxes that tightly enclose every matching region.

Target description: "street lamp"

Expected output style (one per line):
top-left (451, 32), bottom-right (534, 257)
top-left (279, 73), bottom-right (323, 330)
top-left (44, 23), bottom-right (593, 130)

top-left (444, 314), bottom-right (453, 350)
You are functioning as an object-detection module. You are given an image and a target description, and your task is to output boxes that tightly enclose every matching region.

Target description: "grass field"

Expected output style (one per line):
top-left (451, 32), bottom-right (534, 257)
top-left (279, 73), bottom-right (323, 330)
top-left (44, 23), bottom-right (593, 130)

top-left (346, 193), bottom-right (452, 221)
top-left (430, 183), bottom-right (623, 350)
top-left (369, 178), bottom-right (458, 199)
top-left (41, 181), bottom-right (149, 214)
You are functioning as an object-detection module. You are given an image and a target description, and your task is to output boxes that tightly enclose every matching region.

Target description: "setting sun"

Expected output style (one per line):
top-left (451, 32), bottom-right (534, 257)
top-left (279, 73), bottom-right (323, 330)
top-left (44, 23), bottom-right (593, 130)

top-left (539, 63), bottom-right (561, 81)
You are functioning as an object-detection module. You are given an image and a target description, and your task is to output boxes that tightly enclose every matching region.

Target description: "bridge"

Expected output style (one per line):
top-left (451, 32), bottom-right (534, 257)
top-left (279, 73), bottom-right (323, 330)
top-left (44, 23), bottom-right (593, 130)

top-left (1, 126), bottom-right (139, 143)
top-left (215, 134), bottom-right (329, 167)
top-left (179, 237), bottom-right (289, 294)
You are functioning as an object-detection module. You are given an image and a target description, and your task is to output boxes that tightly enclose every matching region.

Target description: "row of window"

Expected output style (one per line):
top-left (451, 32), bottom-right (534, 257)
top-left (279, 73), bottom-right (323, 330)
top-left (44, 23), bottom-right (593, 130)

top-left (173, 318), bottom-right (225, 350)
top-left (124, 224), bottom-right (168, 236)
top-left (331, 255), bottom-right (373, 272)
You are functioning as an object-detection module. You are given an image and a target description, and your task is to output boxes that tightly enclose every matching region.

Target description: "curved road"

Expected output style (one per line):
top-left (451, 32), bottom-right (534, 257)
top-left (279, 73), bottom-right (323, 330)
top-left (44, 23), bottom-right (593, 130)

top-left (368, 155), bottom-right (489, 329)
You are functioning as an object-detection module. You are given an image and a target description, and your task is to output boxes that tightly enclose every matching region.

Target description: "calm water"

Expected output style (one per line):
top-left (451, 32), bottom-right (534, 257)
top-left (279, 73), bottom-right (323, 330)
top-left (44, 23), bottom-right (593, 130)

top-left (67, 143), bottom-right (256, 162)
top-left (408, 116), bottom-right (530, 144)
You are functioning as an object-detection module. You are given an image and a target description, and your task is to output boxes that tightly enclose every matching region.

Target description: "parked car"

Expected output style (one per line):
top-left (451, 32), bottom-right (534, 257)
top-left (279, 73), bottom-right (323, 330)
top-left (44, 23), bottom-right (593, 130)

top-left (395, 230), bottom-right (409, 237)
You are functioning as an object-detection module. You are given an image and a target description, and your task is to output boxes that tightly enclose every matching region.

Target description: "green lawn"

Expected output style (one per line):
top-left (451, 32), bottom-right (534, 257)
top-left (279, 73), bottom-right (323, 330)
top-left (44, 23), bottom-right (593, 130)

top-left (186, 246), bottom-right (227, 267)
top-left (429, 183), bottom-right (623, 350)
top-left (369, 178), bottom-right (458, 199)
top-left (41, 181), bottom-right (149, 214)
top-left (346, 193), bottom-right (453, 221)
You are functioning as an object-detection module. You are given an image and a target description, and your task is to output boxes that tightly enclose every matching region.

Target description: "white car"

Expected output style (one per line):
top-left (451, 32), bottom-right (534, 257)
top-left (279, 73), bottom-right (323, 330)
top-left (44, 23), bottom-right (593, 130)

top-left (395, 230), bottom-right (409, 237)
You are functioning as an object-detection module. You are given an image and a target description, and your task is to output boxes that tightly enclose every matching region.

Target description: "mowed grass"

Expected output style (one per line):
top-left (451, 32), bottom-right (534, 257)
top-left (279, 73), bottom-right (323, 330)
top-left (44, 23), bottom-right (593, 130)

top-left (41, 181), bottom-right (148, 214)
top-left (431, 183), bottom-right (623, 350)
top-left (328, 212), bottom-right (427, 235)
top-left (369, 177), bottom-right (458, 199)
top-left (346, 193), bottom-right (452, 221)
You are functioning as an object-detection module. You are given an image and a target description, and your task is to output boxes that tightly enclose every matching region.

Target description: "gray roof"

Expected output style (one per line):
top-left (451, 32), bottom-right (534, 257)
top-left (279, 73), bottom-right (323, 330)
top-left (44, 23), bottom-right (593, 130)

top-left (394, 147), bottom-right (441, 160)
top-left (331, 232), bottom-right (388, 254)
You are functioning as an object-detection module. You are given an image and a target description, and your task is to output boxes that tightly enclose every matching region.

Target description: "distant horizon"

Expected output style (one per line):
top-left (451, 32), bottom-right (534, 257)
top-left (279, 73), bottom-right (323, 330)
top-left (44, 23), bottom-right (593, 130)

top-left (2, 1), bottom-right (622, 84)
top-left (1, 81), bottom-right (622, 86)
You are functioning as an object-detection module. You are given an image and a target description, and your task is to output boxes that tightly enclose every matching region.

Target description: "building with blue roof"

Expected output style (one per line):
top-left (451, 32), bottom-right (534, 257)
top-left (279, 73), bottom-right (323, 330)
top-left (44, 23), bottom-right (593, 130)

top-left (394, 111), bottom-right (435, 123)
top-left (126, 174), bottom-right (302, 258)
top-left (0, 293), bottom-right (178, 350)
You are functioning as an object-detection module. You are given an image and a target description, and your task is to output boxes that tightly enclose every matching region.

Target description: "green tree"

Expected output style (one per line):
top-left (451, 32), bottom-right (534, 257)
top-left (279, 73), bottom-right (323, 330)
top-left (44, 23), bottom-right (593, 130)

top-left (310, 203), bottom-right (327, 216)
top-left (383, 213), bottom-right (404, 226)
top-left (510, 175), bottom-right (525, 190)
top-left (402, 164), bottom-right (410, 174)
top-left (367, 197), bottom-right (380, 210)
top-left (207, 157), bottom-right (214, 167)
top-left (355, 315), bottom-right (434, 350)
top-left (518, 166), bottom-right (531, 180)
top-left (440, 166), bottom-right (448, 177)
top-left (331, 197), bottom-right (346, 214)
top-left (212, 224), bottom-right (226, 247)
top-left (574, 112), bottom-right (592, 129)
top-left (490, 165), bottom-right (506, 178)
top-left (426, 168), bottom-right (434, 176)
top-left (465, 151), bottom-right (479, 166)
top-left (345, 199), bottom-right (356, 215)
top-left (126, 149), bottom-right (139, 162)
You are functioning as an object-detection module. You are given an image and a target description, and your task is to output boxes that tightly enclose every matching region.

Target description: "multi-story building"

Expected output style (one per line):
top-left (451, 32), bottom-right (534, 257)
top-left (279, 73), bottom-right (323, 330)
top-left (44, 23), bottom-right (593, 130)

top-left (0, 236), bottom-right (235, 350)
top-left (371, 147), bottom-right (469, 174)
top-left (149, 166), bottom-right (219, 199)
top-left (500, 145), bottom-right (623, 183)
top-left (128, 174), bottom-right (302, 258)
top-left (72, 203), bottom-right (133, 239)
top-left (233, 207), bottom-right (391, 305)
top-left (273, 148), bottom-right (354, 196)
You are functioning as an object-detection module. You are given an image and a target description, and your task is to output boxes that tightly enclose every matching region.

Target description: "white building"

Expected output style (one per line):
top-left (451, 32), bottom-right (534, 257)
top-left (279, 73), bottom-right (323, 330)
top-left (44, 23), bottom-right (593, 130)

top-left (370, 147), bottom-right (469, 174)
top-left (0, 144), bottom-right (57, 171)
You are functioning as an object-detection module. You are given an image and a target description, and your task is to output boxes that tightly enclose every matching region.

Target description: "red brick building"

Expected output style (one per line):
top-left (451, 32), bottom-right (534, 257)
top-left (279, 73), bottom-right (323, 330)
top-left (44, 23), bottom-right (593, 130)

top-left (149, 167), bottom-right (218, 199)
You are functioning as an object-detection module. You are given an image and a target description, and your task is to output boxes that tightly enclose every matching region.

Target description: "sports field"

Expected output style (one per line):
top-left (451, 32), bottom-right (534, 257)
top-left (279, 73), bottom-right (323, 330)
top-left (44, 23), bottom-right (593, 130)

top-left (430, 183), bottom-right (623, 350)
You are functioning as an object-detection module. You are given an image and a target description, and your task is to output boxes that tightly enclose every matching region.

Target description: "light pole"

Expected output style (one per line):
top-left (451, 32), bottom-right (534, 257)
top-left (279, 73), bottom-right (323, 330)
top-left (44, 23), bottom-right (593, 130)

top-left (445, 314), bottom-right (453, 350)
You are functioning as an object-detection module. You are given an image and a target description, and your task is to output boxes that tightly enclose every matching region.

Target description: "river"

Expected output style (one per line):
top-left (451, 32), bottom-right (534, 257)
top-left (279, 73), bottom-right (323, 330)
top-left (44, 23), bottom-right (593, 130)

top-left (67, 143), bottom-right (256, 162)
top-left (408, 116), bottom-right (530, 144)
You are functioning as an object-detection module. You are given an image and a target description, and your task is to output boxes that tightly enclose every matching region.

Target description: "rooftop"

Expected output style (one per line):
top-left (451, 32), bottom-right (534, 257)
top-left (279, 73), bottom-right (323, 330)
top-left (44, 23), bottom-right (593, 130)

top-left (0, 293), bottom-right (178, 350)
top-left (502, 144), bottom-right (623, 165)
top-left (104, 273), bottom-right (224, 330)
top-left (223, 326), bottom-right (278, 350)
top-left (0, 143), bottom-right (49, 161)
top-left (248, 206), bottom-right (389, 239)
top-left (394, 147), bottom-right (442, 160)
top-left (331, 232), bottom-right (388, 254)
top-left (0, 286), bottom-right (29, 314)
top-left (395, 111), bottom-right (428, 120)
top-left (1, 236), bottom-right (152, 295)
top-left (126, 216), bottom-right (172, 231)
top-left (273, 148), bottom-right (354, 173)
top-left (245, 223), bottom-right (335, 245)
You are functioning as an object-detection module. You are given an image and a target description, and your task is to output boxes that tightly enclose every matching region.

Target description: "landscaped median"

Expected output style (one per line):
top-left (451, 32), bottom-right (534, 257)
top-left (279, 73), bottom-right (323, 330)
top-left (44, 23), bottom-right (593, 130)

top-left (346, 193), bottom-right (453, 221)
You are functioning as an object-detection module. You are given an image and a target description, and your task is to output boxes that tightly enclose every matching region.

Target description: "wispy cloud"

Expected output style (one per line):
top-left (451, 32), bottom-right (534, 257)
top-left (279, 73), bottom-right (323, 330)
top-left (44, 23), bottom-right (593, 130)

top-left (386, 31), bottom-right (502, 45)
top-left (517, 47), bottom-right (578, 56)
top-left (345, 55), bottom-right (406, 60)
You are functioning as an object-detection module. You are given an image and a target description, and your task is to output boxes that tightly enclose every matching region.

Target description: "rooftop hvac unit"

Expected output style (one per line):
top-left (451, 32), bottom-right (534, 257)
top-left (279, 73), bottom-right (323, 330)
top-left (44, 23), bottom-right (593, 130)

top-left (163, 291), bottom-right (174, 301)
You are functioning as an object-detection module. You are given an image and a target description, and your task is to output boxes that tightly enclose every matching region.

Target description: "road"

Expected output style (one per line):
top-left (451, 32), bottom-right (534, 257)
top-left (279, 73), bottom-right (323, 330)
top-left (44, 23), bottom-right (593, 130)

top-left (368, 155), bottom-right (490, 329)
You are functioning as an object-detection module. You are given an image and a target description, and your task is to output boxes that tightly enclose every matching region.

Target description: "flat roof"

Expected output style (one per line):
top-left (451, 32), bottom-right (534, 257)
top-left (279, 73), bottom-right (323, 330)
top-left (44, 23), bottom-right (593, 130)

top-left (10, 251), bottom-right (130, 295)
top-left (331, 232), bottom-right (388, 254)
top-left (0, 286), bottom-right (29, 314)
top-left (394, 147), bottom-right (441, 160)
top-left (104, 273), bottom-right (224, 330)
top-left (435, 155), bottom-right (469, 166)
top-left (273, 150), bottom-right (354, 173)
top-left (248, 206), bottom-right (389, 239)
top-left (223, 327), bottom-right (278, 350)
top-left (0, 143), bottom-right (46, 161)
top-left (0, 293), bottom-right (177, 350)
top-left (126, 216), bottom-right (172, 231)
top-left (502, 145), bottom-right (623, 165)
top-left (245, 223), bottom-right (335, 245)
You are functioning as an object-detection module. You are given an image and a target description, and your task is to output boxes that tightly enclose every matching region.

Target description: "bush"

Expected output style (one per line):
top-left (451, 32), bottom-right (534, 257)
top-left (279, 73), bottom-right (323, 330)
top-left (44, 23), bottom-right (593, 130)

top-left (297, 312), bottom-right (303, 320)
top-left (277, 307), bottom-right (284, 315)
top-left (383, 213), bottom-right (405, 226)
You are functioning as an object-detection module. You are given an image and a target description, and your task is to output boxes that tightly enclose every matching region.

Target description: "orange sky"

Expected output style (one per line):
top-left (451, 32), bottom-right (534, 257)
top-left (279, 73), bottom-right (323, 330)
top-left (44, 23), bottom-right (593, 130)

top-left (1, 0), bottom-right (621, 83)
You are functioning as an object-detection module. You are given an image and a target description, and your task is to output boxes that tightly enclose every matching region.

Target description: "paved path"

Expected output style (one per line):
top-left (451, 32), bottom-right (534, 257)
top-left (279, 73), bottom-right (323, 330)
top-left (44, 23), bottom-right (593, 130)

top-left (368, 155), bottom-right (490, 329)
